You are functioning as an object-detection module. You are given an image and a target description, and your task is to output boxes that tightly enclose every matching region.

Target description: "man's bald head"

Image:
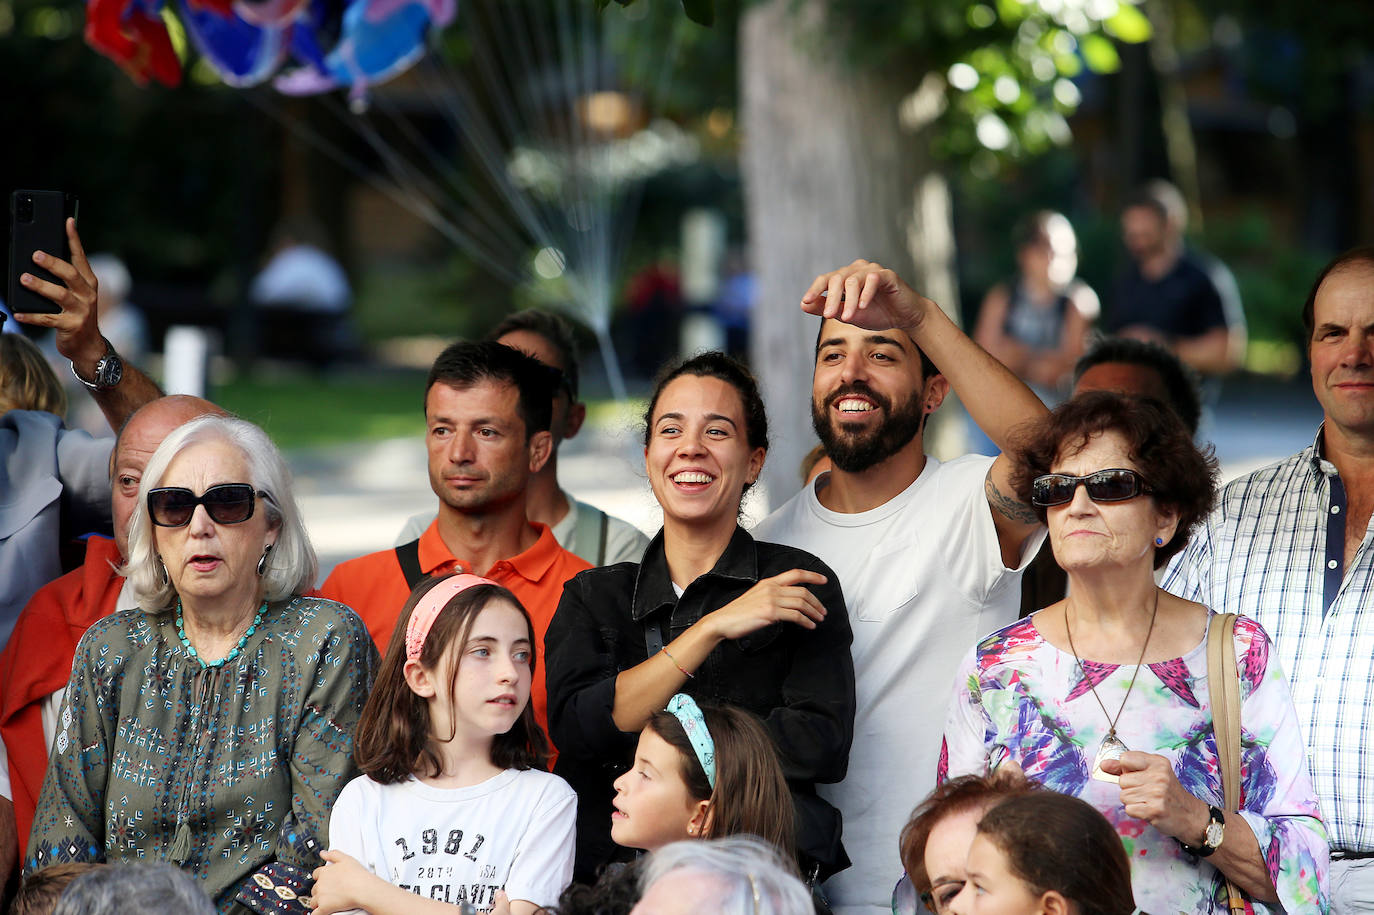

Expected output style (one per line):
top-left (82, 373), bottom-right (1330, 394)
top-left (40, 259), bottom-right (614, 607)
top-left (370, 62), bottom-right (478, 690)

top-left (111, 396), bottom-right (227, 557)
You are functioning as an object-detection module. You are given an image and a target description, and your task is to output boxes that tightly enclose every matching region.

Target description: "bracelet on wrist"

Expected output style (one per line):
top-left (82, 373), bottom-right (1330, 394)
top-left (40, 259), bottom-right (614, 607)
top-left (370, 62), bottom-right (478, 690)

top-left (661, 646), bottom-right (693, 679)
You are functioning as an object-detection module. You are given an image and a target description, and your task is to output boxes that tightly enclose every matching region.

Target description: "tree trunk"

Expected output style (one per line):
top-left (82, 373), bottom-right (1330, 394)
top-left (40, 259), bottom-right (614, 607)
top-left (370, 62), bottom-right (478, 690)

top-left (741, 0), bottom-right (960, 510)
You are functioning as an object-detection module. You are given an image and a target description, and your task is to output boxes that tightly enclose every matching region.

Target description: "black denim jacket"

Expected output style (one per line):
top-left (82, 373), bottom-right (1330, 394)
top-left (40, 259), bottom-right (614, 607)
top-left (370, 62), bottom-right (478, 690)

top-left (545, 525), bottom-right (856, 883)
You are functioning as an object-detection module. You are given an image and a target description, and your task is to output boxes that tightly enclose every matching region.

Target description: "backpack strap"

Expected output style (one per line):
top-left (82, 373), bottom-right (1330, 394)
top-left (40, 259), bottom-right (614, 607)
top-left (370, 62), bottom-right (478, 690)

top-left (573, 503), bottom-right (611, 566)
top-left (394, 538), bottom-right (425, 590)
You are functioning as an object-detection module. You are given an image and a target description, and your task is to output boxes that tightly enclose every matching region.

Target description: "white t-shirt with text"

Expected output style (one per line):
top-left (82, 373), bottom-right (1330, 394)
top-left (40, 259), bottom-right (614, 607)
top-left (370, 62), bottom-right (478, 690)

top-left (328, 768), bottom-right (577, 912)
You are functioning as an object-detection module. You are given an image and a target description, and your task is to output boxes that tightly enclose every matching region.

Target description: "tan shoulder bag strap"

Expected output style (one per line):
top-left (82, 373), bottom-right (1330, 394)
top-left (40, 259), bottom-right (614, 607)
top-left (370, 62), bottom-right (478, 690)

top-left (1206, 612), bottom-right (1247, 915)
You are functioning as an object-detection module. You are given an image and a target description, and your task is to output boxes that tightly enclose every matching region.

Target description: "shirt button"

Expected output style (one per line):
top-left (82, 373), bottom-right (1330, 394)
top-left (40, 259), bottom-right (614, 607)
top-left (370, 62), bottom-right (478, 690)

top-left (1328, 559), bottom-right (1339, 569)
top-left (1332, 505), bottom-right (1342, 514)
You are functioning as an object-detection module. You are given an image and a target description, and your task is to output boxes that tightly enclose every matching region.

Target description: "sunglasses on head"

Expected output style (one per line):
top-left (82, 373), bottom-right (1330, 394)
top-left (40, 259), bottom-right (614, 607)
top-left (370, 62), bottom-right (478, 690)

top-left (1031, 468), bottom-right (1153, 507)
top-left (147, 483), bottom-right (266, 527)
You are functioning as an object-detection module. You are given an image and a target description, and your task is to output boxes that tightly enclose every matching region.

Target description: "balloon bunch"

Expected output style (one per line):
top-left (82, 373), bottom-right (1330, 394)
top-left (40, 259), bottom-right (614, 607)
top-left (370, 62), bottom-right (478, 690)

top-left (84, 0), bottom-right (455, 101)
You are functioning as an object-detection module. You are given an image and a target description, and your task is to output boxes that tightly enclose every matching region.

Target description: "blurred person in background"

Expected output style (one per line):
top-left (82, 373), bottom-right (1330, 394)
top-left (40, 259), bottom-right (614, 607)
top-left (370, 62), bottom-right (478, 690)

top-left (249, 222), bottom-right (356, 367)
top-left (1109, 180), bottom-right (1245, 376)
top-left (973, 211), bottom-right (1099, 397)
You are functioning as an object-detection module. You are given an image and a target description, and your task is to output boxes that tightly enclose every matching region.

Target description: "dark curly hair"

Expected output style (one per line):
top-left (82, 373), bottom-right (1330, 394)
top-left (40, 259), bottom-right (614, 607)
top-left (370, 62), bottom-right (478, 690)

top-left (1011, 391), bottom-right (1218, 569)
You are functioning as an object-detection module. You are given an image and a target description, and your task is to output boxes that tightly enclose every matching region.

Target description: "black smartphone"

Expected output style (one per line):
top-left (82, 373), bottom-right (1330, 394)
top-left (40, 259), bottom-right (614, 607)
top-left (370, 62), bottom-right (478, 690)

top-left (8, 189), bottom-right (78, 315)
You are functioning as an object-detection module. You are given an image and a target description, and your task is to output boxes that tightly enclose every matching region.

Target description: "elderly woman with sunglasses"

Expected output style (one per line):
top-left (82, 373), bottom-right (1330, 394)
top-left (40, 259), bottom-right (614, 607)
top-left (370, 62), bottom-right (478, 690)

top-left (24, 415), bottom-right (377, 911)
top-left (938, 392), bottom-right (1328, 915)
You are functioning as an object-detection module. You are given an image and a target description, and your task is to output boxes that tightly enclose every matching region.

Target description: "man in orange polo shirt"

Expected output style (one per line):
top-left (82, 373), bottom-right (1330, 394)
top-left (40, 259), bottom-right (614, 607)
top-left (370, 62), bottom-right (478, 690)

top-left (320, 340), bottom-right (590, 740)
top-left (0, 395), bottom-right (221, 889)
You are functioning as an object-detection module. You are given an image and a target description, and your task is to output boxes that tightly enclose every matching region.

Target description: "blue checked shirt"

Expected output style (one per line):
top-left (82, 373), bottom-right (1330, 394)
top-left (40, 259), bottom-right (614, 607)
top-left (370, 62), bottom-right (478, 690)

top-left (1163, 427), bottom-right (1371, 852)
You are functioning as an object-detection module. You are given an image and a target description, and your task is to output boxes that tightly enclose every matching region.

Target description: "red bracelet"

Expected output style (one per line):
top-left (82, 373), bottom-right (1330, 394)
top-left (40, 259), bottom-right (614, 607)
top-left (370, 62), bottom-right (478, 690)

top-left (661, 646), bottom-right (694, 679)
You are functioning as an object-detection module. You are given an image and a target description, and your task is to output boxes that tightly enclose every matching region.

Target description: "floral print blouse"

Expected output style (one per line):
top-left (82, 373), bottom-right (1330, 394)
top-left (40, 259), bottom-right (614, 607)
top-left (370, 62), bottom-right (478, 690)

top-left (941, 613), bottom-right (1329, 914)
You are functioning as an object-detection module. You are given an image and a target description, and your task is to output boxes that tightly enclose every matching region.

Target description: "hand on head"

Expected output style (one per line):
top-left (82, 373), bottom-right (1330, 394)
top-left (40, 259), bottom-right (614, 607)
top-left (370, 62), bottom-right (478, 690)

top-left (801, 260), bottom-right (934, 333)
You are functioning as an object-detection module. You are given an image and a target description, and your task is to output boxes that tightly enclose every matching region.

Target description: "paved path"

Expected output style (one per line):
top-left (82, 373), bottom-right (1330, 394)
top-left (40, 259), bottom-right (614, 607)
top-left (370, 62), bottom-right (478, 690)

top-left (293, 376), bottom-right (1323, 582)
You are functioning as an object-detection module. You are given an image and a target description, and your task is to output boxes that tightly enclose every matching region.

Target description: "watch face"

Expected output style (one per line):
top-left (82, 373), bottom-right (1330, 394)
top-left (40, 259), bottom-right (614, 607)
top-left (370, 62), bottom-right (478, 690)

top-left (98, 353), bottom-right (123, 388)
top-left (1205, 820), bottom-right (1225, 848)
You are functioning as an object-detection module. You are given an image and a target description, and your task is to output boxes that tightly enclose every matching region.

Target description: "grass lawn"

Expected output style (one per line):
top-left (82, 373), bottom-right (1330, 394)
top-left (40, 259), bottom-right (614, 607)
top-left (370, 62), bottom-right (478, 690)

top-left (214, 369), bottom-right (427, 450)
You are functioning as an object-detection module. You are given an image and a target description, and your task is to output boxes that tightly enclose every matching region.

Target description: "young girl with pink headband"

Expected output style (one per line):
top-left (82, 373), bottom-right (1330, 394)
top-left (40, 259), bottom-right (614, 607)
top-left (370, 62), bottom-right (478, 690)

top-left (309, 574), bottom-right (576, 915)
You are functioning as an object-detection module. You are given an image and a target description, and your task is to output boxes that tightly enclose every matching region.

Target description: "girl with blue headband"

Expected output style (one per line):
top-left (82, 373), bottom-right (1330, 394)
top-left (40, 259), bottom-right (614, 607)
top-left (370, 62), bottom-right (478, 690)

top-left (610, 695), bottom-right (796, 862)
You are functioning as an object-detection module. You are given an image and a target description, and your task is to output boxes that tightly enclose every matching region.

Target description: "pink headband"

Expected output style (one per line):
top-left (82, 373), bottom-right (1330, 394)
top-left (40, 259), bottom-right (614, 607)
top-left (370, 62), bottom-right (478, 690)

top-left (405, 574), bottom-right (496, 661)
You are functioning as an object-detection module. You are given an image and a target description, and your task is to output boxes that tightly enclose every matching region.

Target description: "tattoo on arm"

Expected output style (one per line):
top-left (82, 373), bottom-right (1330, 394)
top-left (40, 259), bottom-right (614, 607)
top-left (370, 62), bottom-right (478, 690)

top-left (985, 472), bottom-right (1040, 525)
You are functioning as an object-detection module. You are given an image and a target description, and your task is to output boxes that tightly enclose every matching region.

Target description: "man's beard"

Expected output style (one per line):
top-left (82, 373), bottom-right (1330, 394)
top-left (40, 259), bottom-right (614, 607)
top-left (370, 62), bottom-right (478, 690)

top-left (811, 381), bottom-right (925, 473)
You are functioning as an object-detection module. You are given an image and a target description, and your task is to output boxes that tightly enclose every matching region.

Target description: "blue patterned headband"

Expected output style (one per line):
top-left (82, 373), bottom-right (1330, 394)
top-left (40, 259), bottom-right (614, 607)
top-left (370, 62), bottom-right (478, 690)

top-left (665, 694), bottom-right (717, 790)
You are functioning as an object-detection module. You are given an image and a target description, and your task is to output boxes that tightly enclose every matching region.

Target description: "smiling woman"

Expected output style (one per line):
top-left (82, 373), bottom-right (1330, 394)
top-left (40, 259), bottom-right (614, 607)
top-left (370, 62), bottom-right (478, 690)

top-left (544, 352), bottom-right (856, 887)
top-left (23, 415), bottom-right (378, 912)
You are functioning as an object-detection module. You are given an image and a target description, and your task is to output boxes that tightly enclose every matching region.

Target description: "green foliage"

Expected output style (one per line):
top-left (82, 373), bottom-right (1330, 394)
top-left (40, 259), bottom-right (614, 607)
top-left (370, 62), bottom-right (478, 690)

top-left (596, 0), bottom-right (713, 27)
top-left (807, 0), bottom-right (1153, 168)
top-left (216, 370), bottom-right (427, 449)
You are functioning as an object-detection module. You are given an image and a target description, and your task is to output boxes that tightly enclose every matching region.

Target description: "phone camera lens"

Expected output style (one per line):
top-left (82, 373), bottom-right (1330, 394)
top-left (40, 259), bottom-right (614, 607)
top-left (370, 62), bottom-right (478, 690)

top-left (16, 195), bottom-right (33, 223)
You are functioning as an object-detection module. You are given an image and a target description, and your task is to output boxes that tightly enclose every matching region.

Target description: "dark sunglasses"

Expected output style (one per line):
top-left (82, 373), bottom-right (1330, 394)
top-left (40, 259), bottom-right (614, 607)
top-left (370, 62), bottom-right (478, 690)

top-left (147, 483), bottom-right (265, 527)
top-left (1031, 468), bottom-right (1153, 507)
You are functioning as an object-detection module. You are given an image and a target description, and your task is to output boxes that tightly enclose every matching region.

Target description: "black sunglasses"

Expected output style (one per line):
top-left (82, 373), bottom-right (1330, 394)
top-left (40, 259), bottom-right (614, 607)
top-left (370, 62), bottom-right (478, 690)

top-left (147, 483), bottom-right (266, 527)
top-left (1031, 468), bottom-right (1154, 507)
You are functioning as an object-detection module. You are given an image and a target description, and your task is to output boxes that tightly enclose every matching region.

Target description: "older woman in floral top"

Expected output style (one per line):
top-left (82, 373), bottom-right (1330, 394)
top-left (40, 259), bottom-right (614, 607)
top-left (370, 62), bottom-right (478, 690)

top-left (940, 393), bottom-right (1327, 914)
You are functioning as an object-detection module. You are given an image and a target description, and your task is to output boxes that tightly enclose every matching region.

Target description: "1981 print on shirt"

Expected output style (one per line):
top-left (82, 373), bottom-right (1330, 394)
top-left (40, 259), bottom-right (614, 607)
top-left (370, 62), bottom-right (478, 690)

top-left (328, 769), bottom-right (577, 909)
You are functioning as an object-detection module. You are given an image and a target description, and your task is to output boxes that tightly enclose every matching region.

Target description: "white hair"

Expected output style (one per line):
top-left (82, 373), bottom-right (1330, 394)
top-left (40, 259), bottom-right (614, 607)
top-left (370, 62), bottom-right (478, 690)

top-left (53, 862), bottom-right (215, 914)
top-left (639, 836), bottom-right (813, 915)
top-left (123, 415), bottom-right (317, 609)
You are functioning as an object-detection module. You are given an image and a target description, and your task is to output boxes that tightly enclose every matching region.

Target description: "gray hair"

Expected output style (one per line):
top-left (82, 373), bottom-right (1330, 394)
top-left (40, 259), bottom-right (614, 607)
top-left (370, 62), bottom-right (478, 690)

top-left (53, 862), bottom-right (215, 915)
top-left (123, 414), bottom-right (317, 608)
top-left (638, 836), bottom-right (813, 915)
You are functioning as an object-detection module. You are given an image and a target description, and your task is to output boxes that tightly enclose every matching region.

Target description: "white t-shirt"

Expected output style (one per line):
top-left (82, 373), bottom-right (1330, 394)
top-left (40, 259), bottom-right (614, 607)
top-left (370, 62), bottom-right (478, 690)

top-left (753, 455), bottom-right (1043, 915)
top-left (328, 768), bottom-right (577, 912)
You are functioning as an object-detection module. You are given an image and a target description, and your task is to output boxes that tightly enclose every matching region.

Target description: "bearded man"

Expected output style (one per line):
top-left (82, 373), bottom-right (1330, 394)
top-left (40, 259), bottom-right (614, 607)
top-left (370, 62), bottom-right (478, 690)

top-left (754, 259), bottom-right (1046, 915)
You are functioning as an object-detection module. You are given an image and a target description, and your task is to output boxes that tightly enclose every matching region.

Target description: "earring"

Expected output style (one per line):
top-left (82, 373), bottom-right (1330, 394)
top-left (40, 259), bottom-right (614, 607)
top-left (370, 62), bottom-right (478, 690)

top-left (257, 544), bottom-right (274, 577)
top-left (687, 825), bottom-right (697, 835)
top-left (157, 558), bottom-right (169, 586)
top-left (1155, 537), bottom-right (1165, 546)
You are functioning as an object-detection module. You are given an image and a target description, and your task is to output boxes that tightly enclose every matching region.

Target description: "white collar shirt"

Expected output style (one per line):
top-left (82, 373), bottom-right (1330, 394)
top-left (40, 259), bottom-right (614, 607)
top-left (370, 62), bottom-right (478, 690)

top-left (1163, 426), bottom-right (1371, 851)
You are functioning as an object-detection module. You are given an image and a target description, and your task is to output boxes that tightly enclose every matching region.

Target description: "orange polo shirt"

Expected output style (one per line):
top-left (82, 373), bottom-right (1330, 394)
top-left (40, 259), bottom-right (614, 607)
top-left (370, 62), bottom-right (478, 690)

top-left (319, 520), bottom-right (590, 745)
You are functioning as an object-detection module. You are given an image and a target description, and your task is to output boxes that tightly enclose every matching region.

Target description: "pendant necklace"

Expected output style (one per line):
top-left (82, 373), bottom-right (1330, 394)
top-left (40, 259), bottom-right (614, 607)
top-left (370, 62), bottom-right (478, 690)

top-left (1065, 588), bottom-right (1160, 783)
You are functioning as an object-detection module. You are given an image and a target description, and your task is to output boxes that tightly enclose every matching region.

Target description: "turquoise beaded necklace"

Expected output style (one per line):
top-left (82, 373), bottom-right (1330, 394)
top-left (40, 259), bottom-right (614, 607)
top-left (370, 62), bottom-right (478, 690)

top-left (175, 600), bottom-right (266, 668)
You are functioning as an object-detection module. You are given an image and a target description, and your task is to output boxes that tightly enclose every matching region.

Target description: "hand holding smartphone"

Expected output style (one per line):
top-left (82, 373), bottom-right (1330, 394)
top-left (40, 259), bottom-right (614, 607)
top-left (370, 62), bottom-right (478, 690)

top-left (8, 190), bottom-right (79, 315)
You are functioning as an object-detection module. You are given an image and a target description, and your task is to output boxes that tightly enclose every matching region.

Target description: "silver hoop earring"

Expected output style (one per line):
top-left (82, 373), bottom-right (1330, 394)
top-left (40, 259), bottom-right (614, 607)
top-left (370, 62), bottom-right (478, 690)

top-left (157, 557), bottom-right (169, 586)
top-left (257, 544), bottom-right (274, 577)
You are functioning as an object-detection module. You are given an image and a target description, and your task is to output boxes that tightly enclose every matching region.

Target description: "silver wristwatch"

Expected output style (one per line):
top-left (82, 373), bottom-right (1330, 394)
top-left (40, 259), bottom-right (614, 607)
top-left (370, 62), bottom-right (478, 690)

top-left (71, 338), bottom-right (124, 391)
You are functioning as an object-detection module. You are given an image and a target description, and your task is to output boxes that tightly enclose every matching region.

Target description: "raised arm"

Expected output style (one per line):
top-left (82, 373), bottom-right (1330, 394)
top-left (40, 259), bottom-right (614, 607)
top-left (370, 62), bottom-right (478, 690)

top-left (11, 218), bottom-right (160, 432)
top-left (801, 260), bottom-right (1046, 565)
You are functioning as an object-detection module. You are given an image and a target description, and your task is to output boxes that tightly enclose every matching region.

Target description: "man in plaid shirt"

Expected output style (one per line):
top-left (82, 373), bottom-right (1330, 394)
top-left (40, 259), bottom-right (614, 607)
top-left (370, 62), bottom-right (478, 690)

top-left (1164, 246), bottom-right (1374, 912)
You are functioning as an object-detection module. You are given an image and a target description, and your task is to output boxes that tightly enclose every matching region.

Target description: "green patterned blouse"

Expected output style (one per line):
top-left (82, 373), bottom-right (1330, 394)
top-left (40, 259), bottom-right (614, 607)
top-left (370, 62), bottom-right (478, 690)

top-left (25, 595), bottom-right (378, 913)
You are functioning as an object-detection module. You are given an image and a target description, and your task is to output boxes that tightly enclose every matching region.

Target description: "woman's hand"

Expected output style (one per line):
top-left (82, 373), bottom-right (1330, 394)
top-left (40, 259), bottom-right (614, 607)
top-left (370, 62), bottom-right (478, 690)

top-left (704, 569), bottom-right (828, 641)
top-left (310, 849), bottom-right (380, 914)
top-left (1100, 750), bottom-right (1210, 842)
